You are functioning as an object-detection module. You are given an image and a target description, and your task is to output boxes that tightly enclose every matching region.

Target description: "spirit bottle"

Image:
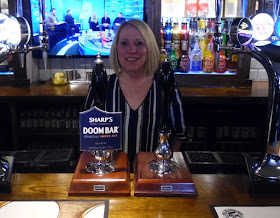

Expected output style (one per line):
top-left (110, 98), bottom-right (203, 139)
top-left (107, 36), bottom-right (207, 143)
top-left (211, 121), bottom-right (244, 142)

top-left (170, 43), bottom-right (178, 71)
top-left (202, 43), bottom-right (214, 73)
top-left (179, 42), bottom-right (190, 73)
top-left (226, 39), bottom-right (238, 72)
top-left (189, 18), bottom-right (198, 51)
top-left (205, 20), bottom-right (214, 51)
top-left (172, 22), bottom-right (181, 58)
top-left (163, 19), bottom-right (172, 53)
top-left (215, 50), bottom-right (227, 73)
top-left (180, 21), bottom-right (189, 56)
top-left (222, 20), bottom-right (229, 57)
top-left (198, 19), bottom-right (206, 57)
top-left (190, 37), bottom-right (202, 72)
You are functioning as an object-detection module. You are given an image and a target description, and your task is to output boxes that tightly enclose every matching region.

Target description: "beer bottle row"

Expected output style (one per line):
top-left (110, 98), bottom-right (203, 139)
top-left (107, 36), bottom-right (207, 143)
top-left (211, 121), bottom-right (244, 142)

top-left (161, 18), bottom-right (238, 73)
top-left (19, 105), bottom-right (83, 130)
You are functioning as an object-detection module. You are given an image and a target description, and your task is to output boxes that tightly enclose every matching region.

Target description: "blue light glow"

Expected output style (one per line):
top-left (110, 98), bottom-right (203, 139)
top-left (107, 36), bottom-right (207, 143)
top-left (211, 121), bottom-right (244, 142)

top-left (274, 18), bottom-right (280, 39)
top-left (0, 71), bottom-right (14, 75)
top-left (175, 71), bottom-right (237, 75)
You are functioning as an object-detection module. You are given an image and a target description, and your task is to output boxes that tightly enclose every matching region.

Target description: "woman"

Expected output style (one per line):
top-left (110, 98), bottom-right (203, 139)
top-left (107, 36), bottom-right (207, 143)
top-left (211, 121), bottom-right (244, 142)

top-left (85, 19), bottom-right (186, 169)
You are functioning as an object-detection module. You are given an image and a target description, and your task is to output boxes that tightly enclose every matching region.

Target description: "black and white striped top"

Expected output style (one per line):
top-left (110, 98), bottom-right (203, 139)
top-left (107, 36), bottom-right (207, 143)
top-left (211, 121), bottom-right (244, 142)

top-left (85, 73), bottom-right (186, 166)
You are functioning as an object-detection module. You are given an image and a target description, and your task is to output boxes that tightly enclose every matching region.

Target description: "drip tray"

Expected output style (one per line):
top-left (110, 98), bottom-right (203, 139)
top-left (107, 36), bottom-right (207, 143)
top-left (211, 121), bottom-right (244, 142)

top-left (14, 149), bottom-right (74, 173)
top-left (245, 154), bottom-right (280, 193)
top-left (183, 151), bottom-right (221, 173)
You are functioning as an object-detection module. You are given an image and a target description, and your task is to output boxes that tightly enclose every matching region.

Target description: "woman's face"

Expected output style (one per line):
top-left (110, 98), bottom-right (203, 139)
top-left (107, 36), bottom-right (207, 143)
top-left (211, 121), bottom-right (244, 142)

top-left (117, 24), bottom-right (147, 75)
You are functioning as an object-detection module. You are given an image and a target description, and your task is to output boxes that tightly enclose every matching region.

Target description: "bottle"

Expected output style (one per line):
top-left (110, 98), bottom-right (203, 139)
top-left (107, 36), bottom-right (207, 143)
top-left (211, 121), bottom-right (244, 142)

top-left (163, 19), bottom-right (172, 53)
top-left (72, 109), bottom-right (79, 130)
top-left (179, 42), bottom-right (190, 73)
top-left (226, 41), bottom-right (238, 72)
top-left (189, 18), bottom-right (198, 51)
top-left (190, 37), bottom-right (202, 72)
top-left (170, 43), bottom-right (178, 71)
top-left (39, 109), bottom-right (45, 128)
top-left (180, 21), bottom-right (189, 56)
top-left (50, 109), bottom-right (57, 129)
top-left (44, 111), bottom-right (51, 128)
top-left (205, 20), bottom-right (214, 50)
top-left (222, 20), bottom-right (229, 57)
top-left (65, 111), bottom-right (72, 129)
top-left (56, 110), bottom-right (66, 129)
top-left (160, 18), bottom-right (164, 48)
top-left (215, 50), bottom-right (227, 73)
top-left (26, 111), bottom-right (32, 128)
top-left (197, 19), bottom-right (206, 56)
top-left (172, 22), bottom-right (180, 58)
top-left (32, 109), bottom-right (39, 129)
top-left (202, 43), bottom-right (215, 73)
top-left (19, 111), bottom-right (26, 128)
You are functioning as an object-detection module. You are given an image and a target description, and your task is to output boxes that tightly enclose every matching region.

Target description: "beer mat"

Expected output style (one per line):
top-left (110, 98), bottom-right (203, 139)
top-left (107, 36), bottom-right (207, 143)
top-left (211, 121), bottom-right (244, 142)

top-left (0, 200), bottom-right (109, 218)
top-left (210, 205), bottom-right (280, 218)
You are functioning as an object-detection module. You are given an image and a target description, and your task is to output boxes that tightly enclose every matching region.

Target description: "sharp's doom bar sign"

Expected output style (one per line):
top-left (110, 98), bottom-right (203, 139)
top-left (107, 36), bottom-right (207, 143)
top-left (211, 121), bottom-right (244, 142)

top-left (80, 107), bottom-right (122, 151)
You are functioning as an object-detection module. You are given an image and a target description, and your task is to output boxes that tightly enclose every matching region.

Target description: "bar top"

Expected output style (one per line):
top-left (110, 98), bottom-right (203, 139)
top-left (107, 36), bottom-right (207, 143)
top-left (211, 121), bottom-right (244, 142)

top-left (0, 81), bottom-right (268, 100)
top-left (0, 173), bottom-right (279, 217)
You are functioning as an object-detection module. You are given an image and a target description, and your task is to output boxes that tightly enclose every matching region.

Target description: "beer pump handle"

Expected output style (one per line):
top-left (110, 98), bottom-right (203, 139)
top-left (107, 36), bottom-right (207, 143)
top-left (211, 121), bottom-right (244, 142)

top-left (91, 52), bottom-right (108, 110)
top-left (159, 53), bottom-right (175, 132)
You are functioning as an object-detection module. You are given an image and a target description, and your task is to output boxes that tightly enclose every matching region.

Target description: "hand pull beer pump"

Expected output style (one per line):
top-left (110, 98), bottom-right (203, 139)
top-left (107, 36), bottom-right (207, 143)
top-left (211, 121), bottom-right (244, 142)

top-left (148, 53), bottom-right (179, 174)
top-left (86, 52), bottom-right (117, 174)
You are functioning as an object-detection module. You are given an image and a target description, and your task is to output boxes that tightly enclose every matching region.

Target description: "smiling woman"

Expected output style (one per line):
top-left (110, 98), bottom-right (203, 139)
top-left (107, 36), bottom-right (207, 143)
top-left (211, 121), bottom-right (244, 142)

top-left (85, 19), bottom-right (186, 171)
top-left (116, 24), bottom-right (148, 76)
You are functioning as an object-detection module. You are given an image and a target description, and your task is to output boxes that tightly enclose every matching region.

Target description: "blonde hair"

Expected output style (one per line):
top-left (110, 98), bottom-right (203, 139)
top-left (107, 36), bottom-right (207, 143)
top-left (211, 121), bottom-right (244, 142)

top-left (109, 19), bottom-right (160, 76)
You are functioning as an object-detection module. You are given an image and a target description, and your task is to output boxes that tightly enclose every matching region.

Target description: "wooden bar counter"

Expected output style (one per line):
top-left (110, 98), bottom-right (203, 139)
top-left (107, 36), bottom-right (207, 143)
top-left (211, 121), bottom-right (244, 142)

top-left (0, 81), bottom-right (268, 101)
top-left (0, 82), bottom-right (273, 217)
top-left (0, 173), bottom-right (280, 217)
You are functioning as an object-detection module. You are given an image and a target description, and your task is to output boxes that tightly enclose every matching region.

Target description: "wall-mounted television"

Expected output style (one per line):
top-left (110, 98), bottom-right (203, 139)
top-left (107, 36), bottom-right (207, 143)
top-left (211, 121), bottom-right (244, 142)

top-left (30, 0), bottom-right (144, 57)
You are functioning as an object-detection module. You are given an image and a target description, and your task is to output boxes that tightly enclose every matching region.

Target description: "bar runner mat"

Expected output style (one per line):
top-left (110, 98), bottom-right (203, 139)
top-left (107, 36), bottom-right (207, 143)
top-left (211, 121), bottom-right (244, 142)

top-left (210, 205), bottom-right (280, 218)
top-left (0, 200), bottom-right (109, 218)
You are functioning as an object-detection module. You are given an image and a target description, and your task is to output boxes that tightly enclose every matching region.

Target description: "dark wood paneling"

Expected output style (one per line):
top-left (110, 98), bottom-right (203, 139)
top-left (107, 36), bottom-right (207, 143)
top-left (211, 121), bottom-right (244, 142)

top-left (145, 0), bottom-right (161, 47)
